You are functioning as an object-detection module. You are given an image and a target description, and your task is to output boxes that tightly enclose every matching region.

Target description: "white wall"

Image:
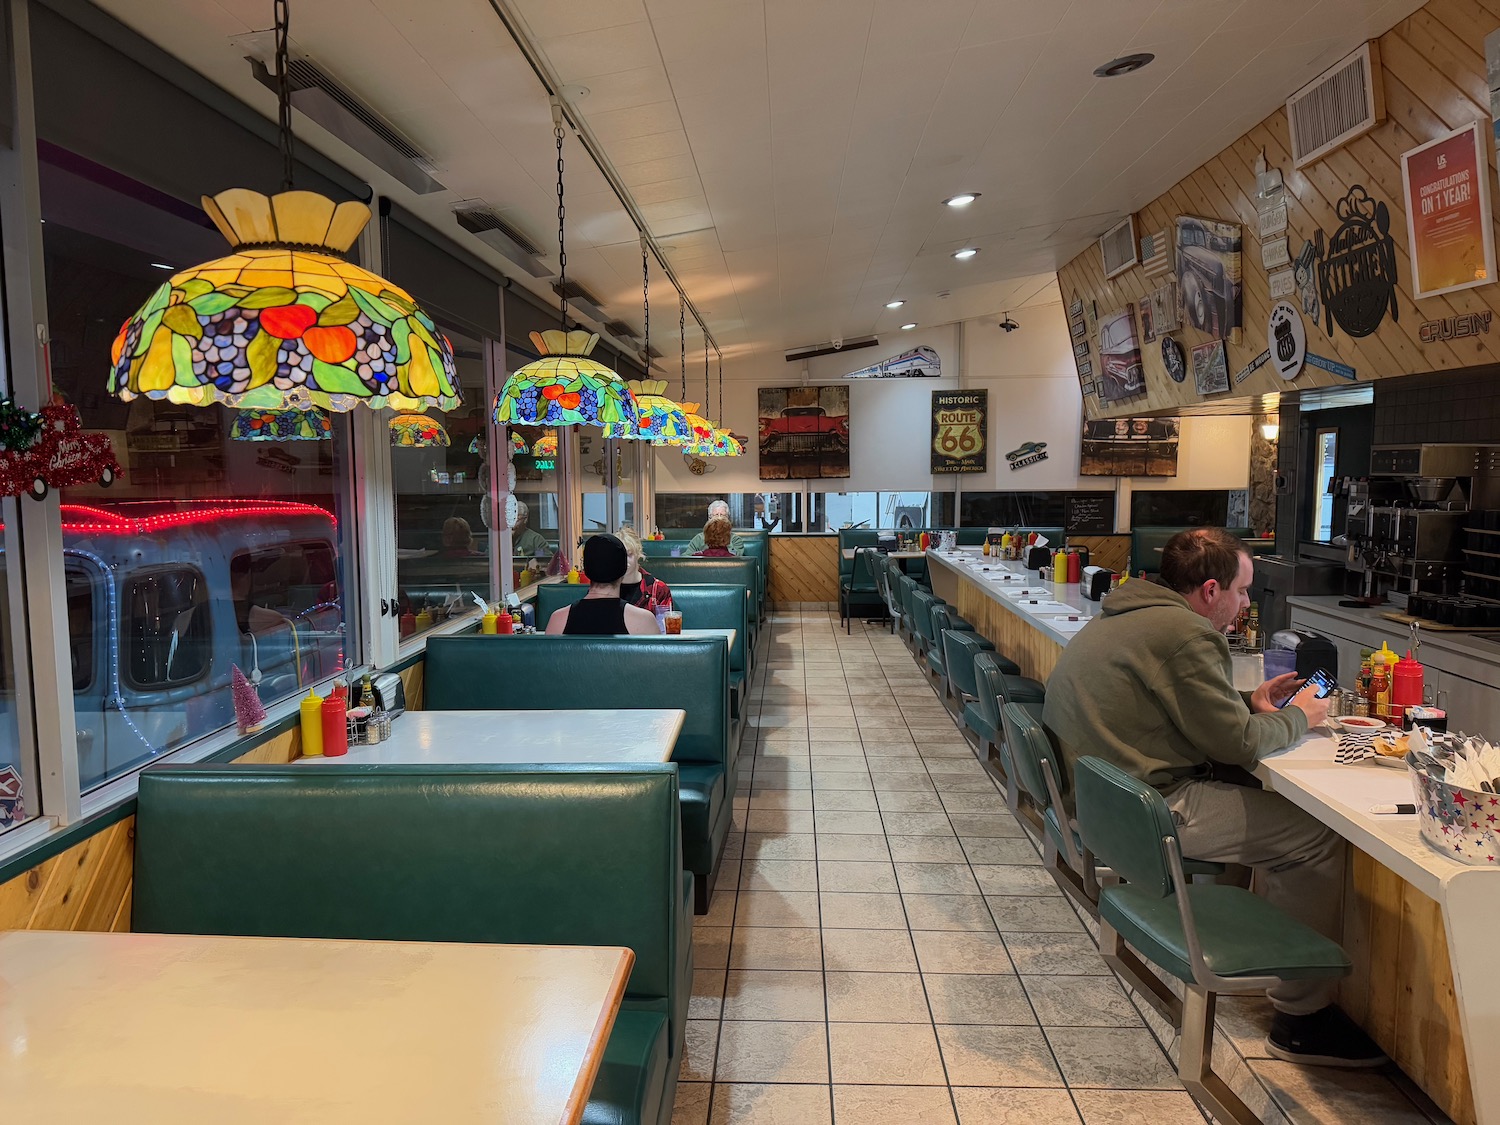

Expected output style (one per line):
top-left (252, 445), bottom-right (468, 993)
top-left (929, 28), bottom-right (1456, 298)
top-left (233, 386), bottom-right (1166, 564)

top-left (652, 302), bottom-right (1251, 523)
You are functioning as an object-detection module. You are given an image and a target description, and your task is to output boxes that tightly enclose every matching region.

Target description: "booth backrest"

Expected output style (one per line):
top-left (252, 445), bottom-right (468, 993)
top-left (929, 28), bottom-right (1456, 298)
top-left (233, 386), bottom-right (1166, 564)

top-left (424, 635), bottom-right (729, 769)
top-left (641, 539), bottom-right (765, 604)
top-left (632, 557), bottom-right (759, 625)
top-left (1129, 526), bottom-right (1273, 577)
top-left (667, 585), bottom-right (747, 674)
top-left (132, 763), bottom-right (682, 1002)
top-left (534, 582), bottom-right (590, 622)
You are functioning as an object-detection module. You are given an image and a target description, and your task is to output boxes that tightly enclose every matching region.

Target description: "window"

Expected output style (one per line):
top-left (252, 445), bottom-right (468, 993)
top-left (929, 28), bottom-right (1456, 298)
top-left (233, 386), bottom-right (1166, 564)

top-left (124, 568), bottom-right (211, 688)
top-left (1312, 428), bottom-right (1338, 541)
top-left (506, 346), bottom-right (561, 572)
top-left (960, 492), bottom-right (1072, 528)
top-left (42, 148), bottom-right (357, 790)
top-left (815, 492), bottom-right (954, 531)
top-left (0, 551), bottom-right (33, 832)
top-left (1129, 489), bottom-right (1232, 528)
top-left (393, 324), bottom-right (490, 639)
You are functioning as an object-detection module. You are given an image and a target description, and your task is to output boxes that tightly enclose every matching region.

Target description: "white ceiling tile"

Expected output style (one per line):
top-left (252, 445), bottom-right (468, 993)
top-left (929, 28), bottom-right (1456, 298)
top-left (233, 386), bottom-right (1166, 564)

top-left (537, 21), bottom-right (662, 79)
top-left (587, 101), bottom-right (687, 142)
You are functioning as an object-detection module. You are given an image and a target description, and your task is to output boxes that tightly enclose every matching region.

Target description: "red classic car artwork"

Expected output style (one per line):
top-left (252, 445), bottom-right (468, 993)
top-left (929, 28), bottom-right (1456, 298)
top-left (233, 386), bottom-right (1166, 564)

top-left (757, 405), bottom-right (850, 455)
top-left (2, 403), bottom-right (122, 500)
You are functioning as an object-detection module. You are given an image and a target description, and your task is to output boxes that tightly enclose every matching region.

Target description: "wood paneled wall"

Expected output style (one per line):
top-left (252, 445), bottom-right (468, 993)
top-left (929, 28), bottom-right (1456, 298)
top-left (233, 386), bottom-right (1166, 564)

top-left (1059, 0), bottom-right (1500, 419)
top-left (1341, 850), bottom-right (1473, 1124)
top-left (1068, 534), bottom-right (1131, 574)
top-left (770, 536), bottom-right (839, 604)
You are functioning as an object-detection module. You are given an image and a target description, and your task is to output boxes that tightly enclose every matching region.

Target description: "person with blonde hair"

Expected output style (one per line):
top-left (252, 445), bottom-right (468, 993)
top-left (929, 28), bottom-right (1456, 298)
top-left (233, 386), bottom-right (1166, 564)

top-left (617, 526), bottom-right (672, 612)
top-left (695, 517), bottom-right (735, 557)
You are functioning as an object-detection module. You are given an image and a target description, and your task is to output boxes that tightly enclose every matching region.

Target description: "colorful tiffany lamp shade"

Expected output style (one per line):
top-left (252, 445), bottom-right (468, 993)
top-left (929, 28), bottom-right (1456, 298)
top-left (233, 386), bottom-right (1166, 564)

top-left (531, 432), bottom-right (559, 458)
top-left (230, 406), bottom-right (333, 441)
top-left (389, 412), bottom-right (451, 448)
top-left (675, 401), bottom-right (717, 456)
top-left (604, 378), bottom-right (690, 443)
top-left (712, 428), bottom-right (744, 457)
top-left (109, 189), bottom-right (462, 414)
top-left (493, 330), bottom-right (638, 430)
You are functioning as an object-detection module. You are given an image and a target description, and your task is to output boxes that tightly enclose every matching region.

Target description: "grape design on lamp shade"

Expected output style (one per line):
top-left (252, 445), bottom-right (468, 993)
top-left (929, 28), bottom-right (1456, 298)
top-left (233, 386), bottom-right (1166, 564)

top-left (494, 329), bottom-right (638, 430)
top-left (108, 189), bottom-right (461, 413)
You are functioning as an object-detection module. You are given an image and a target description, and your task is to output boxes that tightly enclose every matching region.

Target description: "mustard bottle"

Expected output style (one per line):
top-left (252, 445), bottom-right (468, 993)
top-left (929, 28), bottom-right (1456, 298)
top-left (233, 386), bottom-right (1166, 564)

top-left (299, 688), bottom-right (325, 757)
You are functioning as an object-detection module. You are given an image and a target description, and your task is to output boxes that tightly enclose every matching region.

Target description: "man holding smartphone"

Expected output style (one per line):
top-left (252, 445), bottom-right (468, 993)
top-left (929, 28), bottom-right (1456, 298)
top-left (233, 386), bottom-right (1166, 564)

top-left (1044, 527), bottom-right (1383, 1068)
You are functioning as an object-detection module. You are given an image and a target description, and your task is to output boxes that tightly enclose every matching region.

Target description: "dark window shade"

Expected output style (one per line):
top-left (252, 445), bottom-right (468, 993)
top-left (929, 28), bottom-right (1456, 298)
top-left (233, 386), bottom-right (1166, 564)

top-left (504, 286), bottom-right (562, 353)
top-left (33, 1), bottom-right (363, 204)
top-left (383, 207), bottom-right (501, 342)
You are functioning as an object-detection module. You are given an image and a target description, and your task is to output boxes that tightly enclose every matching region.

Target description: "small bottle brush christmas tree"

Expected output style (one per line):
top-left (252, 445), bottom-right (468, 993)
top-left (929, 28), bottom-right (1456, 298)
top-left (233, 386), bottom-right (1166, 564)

top-left (231, 663), bottom-right (266, 734)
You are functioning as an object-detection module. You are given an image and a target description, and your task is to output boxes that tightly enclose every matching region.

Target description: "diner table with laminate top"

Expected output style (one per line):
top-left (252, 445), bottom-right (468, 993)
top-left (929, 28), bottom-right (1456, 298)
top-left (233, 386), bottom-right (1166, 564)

top-left (298, 708), bottom-right (685, 766)
top-left (0, 929), bottom-right (632, 1124)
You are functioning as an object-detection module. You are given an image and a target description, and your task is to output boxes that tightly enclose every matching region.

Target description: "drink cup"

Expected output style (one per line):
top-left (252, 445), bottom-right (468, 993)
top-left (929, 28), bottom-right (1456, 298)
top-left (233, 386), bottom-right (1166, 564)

top-left (1263, 647), bottom-right (1297, 681)
top-left (664, 610), bottom-right (682, 635)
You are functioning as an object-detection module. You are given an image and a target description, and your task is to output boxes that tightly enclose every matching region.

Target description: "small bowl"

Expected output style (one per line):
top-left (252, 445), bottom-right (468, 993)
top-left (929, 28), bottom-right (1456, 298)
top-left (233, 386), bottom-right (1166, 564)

top-left (1337, 716), bottom-right (1387, 732)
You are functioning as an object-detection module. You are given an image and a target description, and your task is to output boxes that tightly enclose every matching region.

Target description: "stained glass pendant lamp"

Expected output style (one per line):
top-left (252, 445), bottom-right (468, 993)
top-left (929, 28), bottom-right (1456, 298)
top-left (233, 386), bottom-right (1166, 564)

top-left (389, 412), bottom-right (451, 448)
top-left (494, 106), bottom-right (637, 431)
top-left (107, 2), bottom-right (460, 415)
top-left (230, 406), bottom-right (333, 441)
top-left (531, 432), bottom-right (559, 458)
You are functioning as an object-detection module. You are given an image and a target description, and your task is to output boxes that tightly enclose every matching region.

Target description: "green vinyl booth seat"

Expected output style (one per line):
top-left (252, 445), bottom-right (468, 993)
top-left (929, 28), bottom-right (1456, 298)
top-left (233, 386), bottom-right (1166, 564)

top-left (1129, 527), bottom-right (1275, 578)
top-left (132, 763), bottom-right (689, 1125)
top-left (1073, 757), bottom-right (1349, 986)
top-left (425, 635), bottom-right (733, 913)
top-left (641, 538), bottom-right (766, 609)
top-left (636, 556), bottom-right (761, 645)
top-left (530, 585), bottom-right (747, 708)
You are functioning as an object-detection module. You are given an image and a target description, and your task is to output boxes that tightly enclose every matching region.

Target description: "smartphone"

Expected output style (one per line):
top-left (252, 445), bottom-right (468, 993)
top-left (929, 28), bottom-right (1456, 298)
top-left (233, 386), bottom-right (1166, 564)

top-left (1279, 668), bottom-right (1336, 708)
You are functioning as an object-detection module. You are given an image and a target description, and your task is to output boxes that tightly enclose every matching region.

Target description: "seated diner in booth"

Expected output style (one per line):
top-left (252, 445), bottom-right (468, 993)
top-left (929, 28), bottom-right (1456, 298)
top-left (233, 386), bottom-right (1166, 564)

top-left (511, 500), bottom-right (551, 561)
top-left (687, 499), bottom-right (745, 554)
top-left (617, 526), bottom-right (672, 612)
top-left (694, 517), bottom-right (735, 557)
top-left (545, 534), bottom-right (662, 636)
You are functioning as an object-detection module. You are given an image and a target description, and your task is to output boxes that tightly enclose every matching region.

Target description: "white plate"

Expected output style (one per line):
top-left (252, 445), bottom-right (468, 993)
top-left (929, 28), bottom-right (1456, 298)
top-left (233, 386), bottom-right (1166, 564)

top-left (1336, 717), bottom-right (1387, 733)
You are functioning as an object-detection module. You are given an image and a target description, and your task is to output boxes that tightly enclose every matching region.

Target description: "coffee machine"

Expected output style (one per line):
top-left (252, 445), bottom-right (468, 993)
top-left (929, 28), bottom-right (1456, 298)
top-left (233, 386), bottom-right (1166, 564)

top-left (1347, 444), bottom-right (1500, 599)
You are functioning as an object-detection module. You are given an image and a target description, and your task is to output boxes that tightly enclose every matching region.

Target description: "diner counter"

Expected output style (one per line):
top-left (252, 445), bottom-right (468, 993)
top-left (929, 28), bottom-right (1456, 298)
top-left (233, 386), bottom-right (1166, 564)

top-left (929, 548), bottom-right (1498, 1125)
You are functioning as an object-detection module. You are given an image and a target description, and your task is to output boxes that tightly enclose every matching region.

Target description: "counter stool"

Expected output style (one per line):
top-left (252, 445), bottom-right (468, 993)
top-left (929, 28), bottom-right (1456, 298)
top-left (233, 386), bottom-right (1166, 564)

top-left (966, 654), bottom-right (1045, 798)
top-left (941, 631), bottom-right (994, 721)
top-left (896, 574), bottom-right (925, 654)
top-left (1074, 756), bottom-right (1352, 1125)
top-left (908, 588), bottom-right (943, 664)
top-left (928, 604), bottom-right (992, 704)
top-left (878, 557), bottom-right (906, 637)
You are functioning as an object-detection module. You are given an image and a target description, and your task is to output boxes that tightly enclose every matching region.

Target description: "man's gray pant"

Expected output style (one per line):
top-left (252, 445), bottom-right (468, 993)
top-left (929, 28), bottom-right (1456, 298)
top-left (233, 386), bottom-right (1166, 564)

top-left (1165, 779), bottom-right (1346, 1015)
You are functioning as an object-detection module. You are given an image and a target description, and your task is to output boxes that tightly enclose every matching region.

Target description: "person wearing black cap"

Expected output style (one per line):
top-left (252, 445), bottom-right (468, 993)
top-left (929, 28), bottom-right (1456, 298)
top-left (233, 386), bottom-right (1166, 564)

top-left (545, 534), bottom-right (662, 635)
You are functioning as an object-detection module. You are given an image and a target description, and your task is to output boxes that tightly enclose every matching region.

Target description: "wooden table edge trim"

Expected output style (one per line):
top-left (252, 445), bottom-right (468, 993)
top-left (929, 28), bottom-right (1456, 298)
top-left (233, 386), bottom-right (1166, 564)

top-left (663, 710), bottom-right (687, 763)
top-left (561, 946), bottom-right (636, 1125)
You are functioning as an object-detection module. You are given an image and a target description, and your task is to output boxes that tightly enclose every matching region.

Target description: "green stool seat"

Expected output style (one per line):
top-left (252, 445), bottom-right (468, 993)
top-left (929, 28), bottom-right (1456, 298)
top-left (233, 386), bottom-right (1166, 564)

top-left (942, 630), bottom-right (990, 703)
top-left (1099, 883), bottom-right (1351, 987)
top-left (930, 604), bottom-right (993, 651)
top-left (927, 647), bottom-right (946, 676)
top-left (961, 703), bottom-right (997, 747)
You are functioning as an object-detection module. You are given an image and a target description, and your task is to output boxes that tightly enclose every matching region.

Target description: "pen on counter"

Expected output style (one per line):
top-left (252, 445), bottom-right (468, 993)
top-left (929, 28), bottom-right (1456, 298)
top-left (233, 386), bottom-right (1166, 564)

top-left (1369, 803), bottom-right (1417, 815)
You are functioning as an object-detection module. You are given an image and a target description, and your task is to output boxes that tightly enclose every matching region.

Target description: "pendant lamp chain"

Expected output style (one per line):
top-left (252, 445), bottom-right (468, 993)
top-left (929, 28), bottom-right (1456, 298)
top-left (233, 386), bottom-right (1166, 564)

top-left (641, 240), bottom-right (650, 363)
top-left (554, 111), bottom-right (569, 332)
top-left (718, 352), bottom-right (724, 428)
top-left (679, 293), bottom-right (686, 401)
top-left (704, 334), bottom-right (710, 417)
top-left (274, 0), bottom-right (294, 192)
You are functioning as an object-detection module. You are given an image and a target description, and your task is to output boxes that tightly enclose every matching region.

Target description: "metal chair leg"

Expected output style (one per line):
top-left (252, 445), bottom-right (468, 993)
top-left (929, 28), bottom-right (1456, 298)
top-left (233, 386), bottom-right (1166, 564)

top-left (1180, 987), bottom-right (1261, 1125)
top-left (1098, 912), bottom-right (1184, 1028)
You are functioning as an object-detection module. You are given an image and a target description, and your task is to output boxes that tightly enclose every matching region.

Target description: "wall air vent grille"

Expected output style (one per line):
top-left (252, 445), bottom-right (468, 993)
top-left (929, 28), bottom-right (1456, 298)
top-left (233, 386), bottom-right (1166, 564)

top-left (1099, 216), bottom-right (1138, 279)
top-left (1286, 41), bottom-right (1384, 168)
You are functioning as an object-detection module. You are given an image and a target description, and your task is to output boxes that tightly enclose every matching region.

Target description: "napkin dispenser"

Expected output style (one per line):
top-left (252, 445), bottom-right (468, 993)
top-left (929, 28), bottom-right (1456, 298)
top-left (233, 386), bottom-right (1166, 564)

top-left (1268, 629), bottom-right (1339, 681)
top-left (876, 532), bottom-right (898, 553)
top-left (1025, 545), bottom-right (1051, 571)
top-left (371, 672), bottom-right (407, 718)
top-left (1081, 566), bottom-right (1115, 601)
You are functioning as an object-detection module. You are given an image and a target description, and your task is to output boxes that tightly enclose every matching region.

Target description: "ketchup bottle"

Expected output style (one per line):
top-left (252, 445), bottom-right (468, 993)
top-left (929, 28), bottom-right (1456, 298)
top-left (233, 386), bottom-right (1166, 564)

top-left (321, 692), bottom-right (348, 757)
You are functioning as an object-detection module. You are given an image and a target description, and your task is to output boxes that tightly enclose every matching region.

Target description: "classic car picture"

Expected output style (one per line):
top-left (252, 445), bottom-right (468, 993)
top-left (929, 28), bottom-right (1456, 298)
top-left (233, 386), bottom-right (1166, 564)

top-left (1080, 417), bottom-right (1180, 477)
top-left (1097, 307), bottom-right (1145, 402)
top-left (758, 386), bottom-right (850, 480)
top-left (1175, 215), bottom-right (1242, 339)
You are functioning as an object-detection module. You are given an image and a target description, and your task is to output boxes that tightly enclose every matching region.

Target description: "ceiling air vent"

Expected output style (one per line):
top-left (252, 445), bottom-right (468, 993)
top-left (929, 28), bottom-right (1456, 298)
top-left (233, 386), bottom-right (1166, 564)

top-left (248, 54), bottom-right (444, 195)
top-left (553, 279), bottom-right (606, 321)
top-left (1098, 216), bottom-right (1138, 279)
top-left (604, 319), bottom-right (638, 340)
top-left (1286, 41), bottom-right (1384, 169)
top-left (452, 201), bottom-right (551, 278)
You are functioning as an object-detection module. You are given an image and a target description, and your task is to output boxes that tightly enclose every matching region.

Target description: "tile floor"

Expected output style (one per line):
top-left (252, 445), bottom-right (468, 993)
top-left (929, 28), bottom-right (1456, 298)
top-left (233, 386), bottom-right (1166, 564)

top-left (672, 607), bottom-right (1453, 1125)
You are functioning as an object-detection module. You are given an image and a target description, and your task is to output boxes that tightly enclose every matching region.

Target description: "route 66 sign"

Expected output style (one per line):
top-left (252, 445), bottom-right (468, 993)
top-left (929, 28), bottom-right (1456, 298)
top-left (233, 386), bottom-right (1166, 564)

top-left (1267, 300), bottom-right (1306, 380)
top-left (930, 390), bottom-right (987, 473)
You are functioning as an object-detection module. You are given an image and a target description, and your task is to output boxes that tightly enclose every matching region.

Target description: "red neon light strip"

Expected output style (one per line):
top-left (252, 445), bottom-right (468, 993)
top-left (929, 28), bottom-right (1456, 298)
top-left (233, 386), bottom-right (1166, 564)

top-left (59, 500), bottom-right (336, 535)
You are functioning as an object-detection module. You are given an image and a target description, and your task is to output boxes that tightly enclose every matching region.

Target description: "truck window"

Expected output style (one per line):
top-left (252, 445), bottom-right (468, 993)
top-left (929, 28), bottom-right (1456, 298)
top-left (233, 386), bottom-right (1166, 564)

top-left (66, 567), bottom-right (93, 692)
top-left (124, 568), bottom-right (211, 688)
top-left (229, 542), bottom-right (339, 633)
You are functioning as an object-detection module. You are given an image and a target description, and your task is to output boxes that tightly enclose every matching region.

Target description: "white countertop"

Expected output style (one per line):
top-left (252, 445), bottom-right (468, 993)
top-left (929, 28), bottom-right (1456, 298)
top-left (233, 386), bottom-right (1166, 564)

top-left (0, 930), bottom-right (631, 1124)
top-left (526, 628), bottom-right (736, 646)
top-left (925, 549), bottom-right (1104, 646)
top-left (300, 709), bottom-right (686, 766)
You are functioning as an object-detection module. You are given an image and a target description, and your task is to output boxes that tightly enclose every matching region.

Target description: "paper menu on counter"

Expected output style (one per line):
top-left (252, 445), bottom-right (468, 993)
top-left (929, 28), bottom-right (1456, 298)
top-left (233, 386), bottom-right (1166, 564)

top-left (1041, 615), bottom-right (1089, 634)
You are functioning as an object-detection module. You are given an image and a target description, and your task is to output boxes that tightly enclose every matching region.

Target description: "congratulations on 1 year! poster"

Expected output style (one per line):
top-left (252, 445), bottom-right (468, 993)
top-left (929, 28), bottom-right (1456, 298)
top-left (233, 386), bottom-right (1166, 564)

top-left (1401, 121), bottom-right (1496, 300)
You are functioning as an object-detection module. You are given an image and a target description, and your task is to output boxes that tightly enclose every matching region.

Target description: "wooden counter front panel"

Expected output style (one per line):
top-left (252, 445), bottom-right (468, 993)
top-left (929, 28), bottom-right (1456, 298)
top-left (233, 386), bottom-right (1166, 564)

top-left (949, 582), bottom-right (1066, 684)
top-left (1341, 850), bottom-right (1473, 1125)
top-left (0, 817), bottom-right (134, 933)
top-left (770, 536), bottom-right (838, 605)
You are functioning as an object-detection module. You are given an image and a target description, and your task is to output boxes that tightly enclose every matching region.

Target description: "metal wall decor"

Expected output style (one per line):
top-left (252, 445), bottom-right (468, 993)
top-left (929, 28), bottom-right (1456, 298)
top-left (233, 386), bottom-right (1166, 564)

top-left (1313, 185), bottom-right (1399, 340)
top-left (1267, 300), bottom-right (1307, 380)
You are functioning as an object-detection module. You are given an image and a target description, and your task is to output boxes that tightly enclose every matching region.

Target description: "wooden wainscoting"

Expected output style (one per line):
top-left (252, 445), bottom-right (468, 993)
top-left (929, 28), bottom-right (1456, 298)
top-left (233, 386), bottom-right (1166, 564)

top-left (950, 582), bottom-right (1066, 683)
top-left (0, 817), bottom-right (134, 932)
top-left (1068, 535), bottom-right (1130, 574)
top-left (1340, 849), bottom-right (1473, 1125)
top-left (770, 536), bottom-right (839, 605)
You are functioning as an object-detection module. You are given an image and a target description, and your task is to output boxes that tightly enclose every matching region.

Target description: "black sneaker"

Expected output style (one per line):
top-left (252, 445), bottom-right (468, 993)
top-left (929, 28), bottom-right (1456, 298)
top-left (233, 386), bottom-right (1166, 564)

top-left (1267, 1006), bottom-right (1388, 1068)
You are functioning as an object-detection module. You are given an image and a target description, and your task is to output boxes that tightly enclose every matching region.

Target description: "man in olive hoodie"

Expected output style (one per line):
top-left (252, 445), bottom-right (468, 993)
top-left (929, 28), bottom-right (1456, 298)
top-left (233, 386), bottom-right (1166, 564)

top-left (1045, 527), bottom-right (1383, 1068)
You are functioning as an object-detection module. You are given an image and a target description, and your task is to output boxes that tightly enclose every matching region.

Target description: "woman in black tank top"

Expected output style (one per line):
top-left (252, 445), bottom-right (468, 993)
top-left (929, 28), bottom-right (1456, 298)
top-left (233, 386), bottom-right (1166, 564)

top-left (544, 533), bottom-right (663, 636)
top-left (562, 596), bottom-right (627, 635)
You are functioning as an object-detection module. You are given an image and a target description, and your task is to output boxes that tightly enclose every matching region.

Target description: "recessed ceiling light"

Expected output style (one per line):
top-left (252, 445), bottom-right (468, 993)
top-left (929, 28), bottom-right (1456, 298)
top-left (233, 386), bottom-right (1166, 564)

top-left (885, 299), bottom-right (906, 309)
top-left (943, 193), bottom-right (980, 208)
top-left (952, 248), bottom-right (979, 260)
top-left (1093, 53), bottom-right (1154, 78)
top-left (900, 322), bottom-right (917, 330)
top-left (150, 262), bottom-right (175, 270)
